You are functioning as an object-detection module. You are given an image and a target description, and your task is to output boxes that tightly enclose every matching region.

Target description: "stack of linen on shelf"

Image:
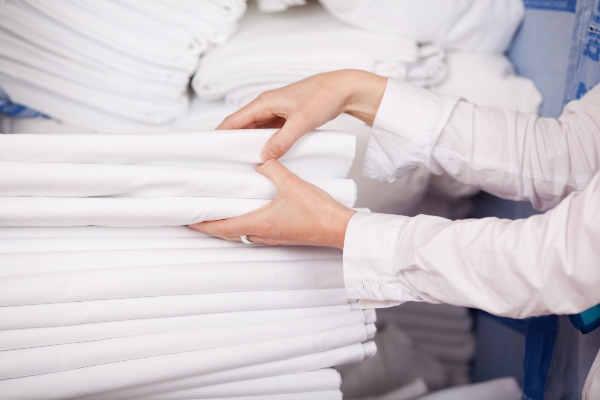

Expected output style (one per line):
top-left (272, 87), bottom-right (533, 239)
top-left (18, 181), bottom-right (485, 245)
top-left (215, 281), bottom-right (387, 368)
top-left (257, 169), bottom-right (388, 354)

top-left (0, 0), bottom-right (246, 130)
top-left (0, 129), bottom-right (377, 400)
top-left (192, 0), bottom-right (447, 108)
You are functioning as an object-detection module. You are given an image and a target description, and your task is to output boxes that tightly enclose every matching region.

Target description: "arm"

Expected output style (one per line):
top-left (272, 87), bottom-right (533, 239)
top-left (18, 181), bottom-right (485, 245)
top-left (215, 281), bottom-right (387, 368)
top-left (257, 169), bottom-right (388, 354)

top-left (344, 171), bottom-right (600, 318)
top-left (368, 79), bottom-right (600, 211)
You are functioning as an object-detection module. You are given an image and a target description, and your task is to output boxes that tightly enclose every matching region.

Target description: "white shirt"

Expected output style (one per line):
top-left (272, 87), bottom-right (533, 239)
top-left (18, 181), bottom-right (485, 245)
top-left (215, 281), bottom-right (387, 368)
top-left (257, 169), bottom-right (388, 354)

top-left (343, 78), bottom-right (600, 319)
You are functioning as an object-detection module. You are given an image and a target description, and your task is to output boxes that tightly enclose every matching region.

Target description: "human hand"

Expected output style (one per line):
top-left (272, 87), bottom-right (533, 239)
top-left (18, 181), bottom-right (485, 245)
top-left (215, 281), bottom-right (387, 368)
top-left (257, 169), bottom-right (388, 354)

top-left (188, 160), bottom-right (357, 249)
top-left (217, 69), bottom-right (387, 161)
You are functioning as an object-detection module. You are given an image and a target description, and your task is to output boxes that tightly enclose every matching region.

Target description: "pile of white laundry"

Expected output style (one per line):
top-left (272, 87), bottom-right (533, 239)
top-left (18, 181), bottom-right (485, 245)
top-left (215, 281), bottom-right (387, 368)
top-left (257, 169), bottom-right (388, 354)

top-left (0, 0), bottom-right (246, 129)
top-left (193, 0), bottom-right (447, 108)
top-left (0, 130), bottom-right (377, 400)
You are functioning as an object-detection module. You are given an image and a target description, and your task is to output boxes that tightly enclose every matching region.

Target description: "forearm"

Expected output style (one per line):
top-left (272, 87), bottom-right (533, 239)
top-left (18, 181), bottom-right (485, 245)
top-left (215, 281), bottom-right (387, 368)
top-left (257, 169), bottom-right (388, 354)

top-left (365, 79), bottom-right (600, 210)
top-left (343, 172), bottom-right (600, 318)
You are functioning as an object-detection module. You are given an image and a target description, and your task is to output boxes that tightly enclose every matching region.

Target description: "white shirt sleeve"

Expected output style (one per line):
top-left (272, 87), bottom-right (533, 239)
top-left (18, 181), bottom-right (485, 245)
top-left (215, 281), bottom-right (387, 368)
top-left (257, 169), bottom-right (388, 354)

top-left (344, 79), bottom-right (600, 318)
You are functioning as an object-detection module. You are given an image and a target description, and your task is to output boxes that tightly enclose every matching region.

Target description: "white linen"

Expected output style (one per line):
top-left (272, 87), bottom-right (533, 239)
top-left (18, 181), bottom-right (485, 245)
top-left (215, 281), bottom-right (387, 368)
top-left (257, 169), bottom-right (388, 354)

top-left (0, 324), bottom-right (372, 399)
top-left (192, 1), bottom-right (446, 108)
top-left (0, 161), bottom-right (356, 205)
top-left (0, 311), bottom-right (369, 379)
top-left (127, 369), bottom-right (341, 399)
top-left (0, 289), bottom-right (350, 330)
top-left (344, 79), bottom-right (600, 318)
top-left (0, 130), bottom-right (355, 178)
top-left (318, 0), bottom-right (524, 53)
top-left (257, 0), bottom-right (307, 13)
top-left (0, 259), bottom-right (344, 306)
top-left (0, 305), bottom-right (361, 351)
top-left (0, 0), bottom-right (246, 128)
top-left (0, 226), bottom-right (212, 238)
top-left (89, 343), bottom-right (373, 400)
top-left (0, 246), bottom-right (341, 276)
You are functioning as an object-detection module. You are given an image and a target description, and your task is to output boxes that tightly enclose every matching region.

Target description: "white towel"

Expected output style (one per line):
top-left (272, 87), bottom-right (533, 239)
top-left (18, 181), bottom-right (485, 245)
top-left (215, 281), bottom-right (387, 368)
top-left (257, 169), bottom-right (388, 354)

top-left (0, 311), bottom-right (369, 380)
top-left (318, 0), bottom-right (524, 53)
top-left (0, 305), bottom-right (358, 351)
top-left (127, 369), bottom-right (341, 399)
top-left (0, 325), bottom-right (372, 399)
top-left (0, 130), bottom-right (355, 177)
top-left (0, 161), bottom-right (356, 205)
top-left (87, 343), bottom-right (374, 400)
top-left (192, 1), bottom-right (446, 108)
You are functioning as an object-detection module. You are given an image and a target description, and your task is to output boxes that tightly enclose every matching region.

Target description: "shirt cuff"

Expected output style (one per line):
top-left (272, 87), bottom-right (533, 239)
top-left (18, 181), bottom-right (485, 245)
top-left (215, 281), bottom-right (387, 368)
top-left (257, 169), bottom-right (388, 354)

top-left (343, 211), bottom-right (426, 306)
top-left (362, 78), bottom-right (459, 182)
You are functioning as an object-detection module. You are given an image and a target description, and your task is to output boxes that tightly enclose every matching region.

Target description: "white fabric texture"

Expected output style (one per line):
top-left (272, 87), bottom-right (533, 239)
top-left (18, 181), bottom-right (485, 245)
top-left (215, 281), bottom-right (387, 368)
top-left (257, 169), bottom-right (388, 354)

top-left (124, 369), bottom-right (341, 399)
top-left (0, 0), bottom-right (246, 128)
top-left (318, 0), bottom-right (524, 53)
top-left (344, 79), bottom-right (600, 318)
top-left (192, 1), bottom-right (447, 108)
top-left (0, 129), bottom-right (375, 399)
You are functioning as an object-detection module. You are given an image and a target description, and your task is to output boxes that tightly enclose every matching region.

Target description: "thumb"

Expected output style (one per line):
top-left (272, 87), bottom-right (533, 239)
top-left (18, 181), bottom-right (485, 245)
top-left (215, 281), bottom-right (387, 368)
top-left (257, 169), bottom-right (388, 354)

top-left (261, 116), bottom-right (312, 161)
top-left (256, 159), bottom-right (299, 190)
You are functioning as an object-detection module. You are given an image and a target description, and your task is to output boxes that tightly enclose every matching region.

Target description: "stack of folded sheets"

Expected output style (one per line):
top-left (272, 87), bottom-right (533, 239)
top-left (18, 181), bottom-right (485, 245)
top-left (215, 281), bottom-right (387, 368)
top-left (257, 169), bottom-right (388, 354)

top-left (0, 0), bottom-right (246, 130)
top-left (192, 1), bottom-right (447, 108)
top-left (0, 129), bottom-right (376, 400)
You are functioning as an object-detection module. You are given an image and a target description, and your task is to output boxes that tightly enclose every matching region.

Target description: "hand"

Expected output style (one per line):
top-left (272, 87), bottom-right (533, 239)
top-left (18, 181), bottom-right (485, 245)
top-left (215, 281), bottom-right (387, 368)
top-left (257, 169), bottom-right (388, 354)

top-left (188, 160), bottom-right (357, 249)
top-left (217, 69), bottom-right (387, 161)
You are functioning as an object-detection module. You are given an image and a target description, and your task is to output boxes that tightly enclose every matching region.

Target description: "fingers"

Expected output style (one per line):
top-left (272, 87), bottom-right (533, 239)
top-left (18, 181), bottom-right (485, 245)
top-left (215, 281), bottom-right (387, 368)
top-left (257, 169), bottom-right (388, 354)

top-left (262, 115), bottom-right (313, 161)
top-left (256, 160), bottom-right (299, 189)
top-left (216, 96), bottom-right (281, 130)
top-left (188, 201), bottom-right (273, 239)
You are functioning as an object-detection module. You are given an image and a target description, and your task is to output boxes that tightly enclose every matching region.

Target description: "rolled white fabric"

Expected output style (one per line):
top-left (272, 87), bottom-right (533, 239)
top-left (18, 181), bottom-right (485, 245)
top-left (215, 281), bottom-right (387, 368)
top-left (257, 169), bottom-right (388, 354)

top-left (0, 130), bottom-right (355, 178)
top-left (192, 1), bottom-right (446, 108)
top-left (0, 246), bottom-right (341, 276)
top-left (90, 343), bottom-right (373, 400)
top-left (0, 289), bottom-right (349, 330)
top-left (0, 311), bottom-right (368, 379)
top-left (0, 305), bottom-right (355, 351)
top-left (0, 259), bottom-right (344, 306)
top-left (0, 324), bottom-right (372, 399)
top-left (125, 369), bottom-right (340, 400)
top-left (318, 0), bottom-right (524, 53)
top-left (0, 161), bottom-right (356, 206)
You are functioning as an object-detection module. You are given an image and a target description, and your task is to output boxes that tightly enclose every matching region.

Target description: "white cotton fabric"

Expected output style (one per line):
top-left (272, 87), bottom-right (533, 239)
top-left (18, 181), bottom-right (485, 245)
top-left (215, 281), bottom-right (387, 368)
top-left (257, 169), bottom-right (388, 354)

top-left (0, 259), bottom-right (345, 306)
top-left (0, 130), bottom-right (355, 178)
top-left (0, 306), bottom-right (364, 351)
top-left (0, 161), bottom-right (356, 205)
top-left (192, 1), bottom-right (446, 107)
top-left (0, 289), bottom-right (350, 330)
top-left (0, 246), bottom-right (341, 276)
top-left (0, 325), bottom-right (372, 399)
top-left (89, 343), bottom-right (373, 400)
top-left (0, 0), bottom-right (246, 128)
top-left (257, 0), bottom-right (307, 13)
top-left (318, 0), bottom-right (524, 53)
top-left (126, 369), bottom-right (341, 400)
top-left (0, 311), bottom-right (369, 380)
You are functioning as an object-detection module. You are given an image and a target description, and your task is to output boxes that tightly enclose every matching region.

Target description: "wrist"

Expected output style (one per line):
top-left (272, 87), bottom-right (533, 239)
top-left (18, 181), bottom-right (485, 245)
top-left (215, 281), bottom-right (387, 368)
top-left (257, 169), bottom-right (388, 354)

top-left (340, 70), bottom-right (387, 126)
top-left (325, 207), bottom-right (357, 249)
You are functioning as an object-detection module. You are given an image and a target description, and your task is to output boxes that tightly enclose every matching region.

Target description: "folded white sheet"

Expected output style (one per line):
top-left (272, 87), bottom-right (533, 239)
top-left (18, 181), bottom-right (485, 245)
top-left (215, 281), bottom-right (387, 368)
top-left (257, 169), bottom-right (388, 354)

top-left (0, 161), bottom-right (356, 205)
top-left (127, 369), bottom-right (340, 399)
top-left (0, 289), bottom-right (350, 330)
top-left (0, 325), bottom-right (372, 399)
top-left (0, 130), bottom-right (355, 177)
top-left (91, 342), bottom-right (374, 400)
top-left (0, 246), bottom-right (341, 276)
top-left (0, 226), bottom-right (212, 238)
top-left (192, 1), bottom-right (446, 107)
top-left (0, 305), bottom-right (362, 351)
top-left (1, 311), bottom-right (369, 380)
top-left (0, 259), bottom-right (344, 306)
top-left (318, 0), bottom-right (524, 53)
